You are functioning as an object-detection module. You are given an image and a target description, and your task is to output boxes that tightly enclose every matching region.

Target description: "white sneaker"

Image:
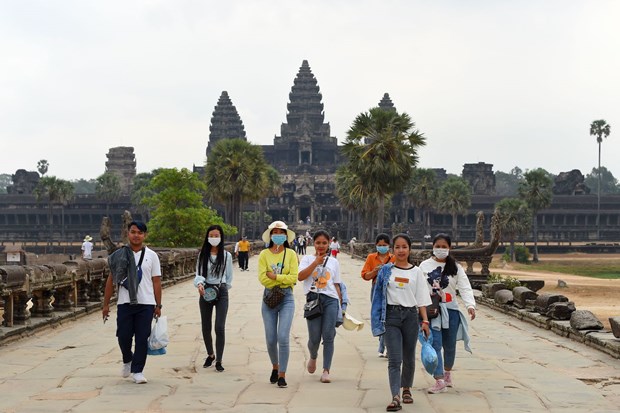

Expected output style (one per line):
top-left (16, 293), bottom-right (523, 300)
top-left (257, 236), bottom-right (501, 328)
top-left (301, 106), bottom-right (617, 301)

top-left (428, 379), bottom-right (447, 394)
top-left (121, 362), bottom-right (131, 378)
top-left (132, 372), bottom-right (148, 384)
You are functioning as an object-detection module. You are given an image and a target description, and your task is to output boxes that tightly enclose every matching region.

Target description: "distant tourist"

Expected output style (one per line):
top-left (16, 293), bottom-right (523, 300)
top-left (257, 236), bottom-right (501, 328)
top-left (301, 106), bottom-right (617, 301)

top-left (193, 225), bottom-right (233, 372)
top-left (329, 237), bottom-right (340, 258)
top-left (103, 221), bottom-right (162, 384)
top-left (349, 237), bottom-right (357, 258)
top-left (298, 230), bottom-right (342, 383)
top-left (82, 235), bottom-right (93, 260)
top-left (419, 233), bottom-right (475, 394)
top-left (361, 233), bottom-right (394, 357)
top-left (238, 236), bottom-right (250, 271)
top-left (371, 233), bottom-right (431, 410)
top-left (258, 221), bottom-right (299, 388)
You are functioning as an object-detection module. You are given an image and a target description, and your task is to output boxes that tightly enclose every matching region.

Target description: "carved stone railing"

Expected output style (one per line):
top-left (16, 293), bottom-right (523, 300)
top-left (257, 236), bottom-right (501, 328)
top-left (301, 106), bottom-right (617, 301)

top-left (0, 248), bottom-right (199, 334)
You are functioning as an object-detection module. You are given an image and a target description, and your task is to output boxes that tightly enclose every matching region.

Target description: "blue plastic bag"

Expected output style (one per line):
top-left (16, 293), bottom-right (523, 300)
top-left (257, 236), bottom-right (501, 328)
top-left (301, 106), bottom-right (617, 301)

top-left (418, 330), bottom-right (438, 375)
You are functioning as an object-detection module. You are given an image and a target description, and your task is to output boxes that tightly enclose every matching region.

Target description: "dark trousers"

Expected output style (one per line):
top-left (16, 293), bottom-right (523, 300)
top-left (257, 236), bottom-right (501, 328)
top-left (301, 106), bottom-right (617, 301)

top-left (116, 304), bottom-right (155, 374)
top-left (238, 251), bottom-right (249, 270)
top-left (199, 285), bottom-right (229, 362)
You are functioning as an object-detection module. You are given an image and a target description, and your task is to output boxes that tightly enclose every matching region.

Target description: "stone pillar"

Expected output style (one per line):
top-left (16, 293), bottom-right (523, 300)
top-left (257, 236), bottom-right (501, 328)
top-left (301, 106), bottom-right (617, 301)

top-left (77, 280), bottom-right (90, 306)
top-left (53, 286), bottom-right (74, 311)
top-left (2, 295), bottom-right (14, 327)
top-left (13, 292), bottom-right (31, 324)
top-left (31, 289), bottom-right (54, 317)
top-left (88, 279), bottom-right (103, 302)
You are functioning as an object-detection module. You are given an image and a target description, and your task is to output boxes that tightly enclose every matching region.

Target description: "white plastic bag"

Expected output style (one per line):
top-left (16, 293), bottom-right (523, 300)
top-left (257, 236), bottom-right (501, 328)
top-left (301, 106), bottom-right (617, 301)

top-left (148, 316), bottom-right (169, 355)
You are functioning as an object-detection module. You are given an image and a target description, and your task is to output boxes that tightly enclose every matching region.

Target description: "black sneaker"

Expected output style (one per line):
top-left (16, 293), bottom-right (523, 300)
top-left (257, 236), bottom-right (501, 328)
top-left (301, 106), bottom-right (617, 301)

top-left (215, 362), bottom-right (224, 372)
top-left (203, 355), bottom-right (215, 368)
top-left (277, 377), bottom-right (287, 388)
top-left (269, 369), bottom-right (278, 384)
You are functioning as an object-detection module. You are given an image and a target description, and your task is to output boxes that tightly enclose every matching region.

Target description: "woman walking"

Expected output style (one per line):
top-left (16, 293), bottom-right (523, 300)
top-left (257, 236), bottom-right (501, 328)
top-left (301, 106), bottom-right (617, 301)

top-left (361, 233), bottom-right (395, 357)
top-left (258, 221), bottom-right (299, 388)
top-left (298, 230), bottom-right (342, 383)
top-left (193, 225), bottom-right (233, 372)
top-left (419, 233), bottom-right (475, 394)
top-left (371, 233), bottom-right (431, 411)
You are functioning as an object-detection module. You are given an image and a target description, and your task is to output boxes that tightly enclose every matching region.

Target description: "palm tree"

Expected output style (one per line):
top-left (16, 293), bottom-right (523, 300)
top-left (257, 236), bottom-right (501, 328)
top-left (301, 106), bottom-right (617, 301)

top-left (33, 176), bottom-right (73, 250)
top-left (518, 169), bottom-right (553, 263)
top-left (258, 166), bottom-right (282, 237)
top-left (405, 168), bottom-right (438, 247)
top-left (96, 172), bottom-right (122, 217)
top-left (496, 198), bottom-right (532, 262)
top-left (205, 138), bottom-right (275, 236)
top-left (437, 177), bottom-right (471, 243)
top-left (589, 119), bottom-right (611, 240)
top-left (57, 180), bottom-right (75, 240)
top-left (343, 107), bottom-right (425, 237)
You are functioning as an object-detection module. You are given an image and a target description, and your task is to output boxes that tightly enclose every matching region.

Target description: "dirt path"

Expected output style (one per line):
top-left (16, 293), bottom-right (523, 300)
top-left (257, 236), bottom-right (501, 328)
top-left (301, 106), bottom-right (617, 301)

top-left (490, 254), bottom-right (620, 329)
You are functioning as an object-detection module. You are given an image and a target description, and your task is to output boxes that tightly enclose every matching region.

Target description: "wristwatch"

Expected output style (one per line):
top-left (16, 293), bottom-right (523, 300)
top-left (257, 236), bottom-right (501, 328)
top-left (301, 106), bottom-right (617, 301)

top-left (156, 304), bottom-right (163, 309)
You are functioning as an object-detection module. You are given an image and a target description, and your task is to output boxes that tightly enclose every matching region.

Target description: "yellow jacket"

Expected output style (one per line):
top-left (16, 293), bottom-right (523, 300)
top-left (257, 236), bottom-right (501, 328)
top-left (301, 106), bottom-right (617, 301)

top-left (258, 248), bottom-right (298, 289)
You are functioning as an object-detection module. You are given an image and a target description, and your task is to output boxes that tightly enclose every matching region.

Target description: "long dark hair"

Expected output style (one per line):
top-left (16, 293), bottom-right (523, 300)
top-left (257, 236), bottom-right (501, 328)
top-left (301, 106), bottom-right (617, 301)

top-left (392, 233), bottom-right (412, 264)
top-left (199, 225), bottom-right (226, 277)
top-left (432, 233), bottom-right (458, 277)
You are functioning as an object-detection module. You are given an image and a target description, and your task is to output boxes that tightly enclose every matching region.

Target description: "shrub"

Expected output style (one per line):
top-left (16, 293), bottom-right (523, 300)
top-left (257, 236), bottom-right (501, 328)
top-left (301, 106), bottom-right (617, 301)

top-left (486, 272), bottom-right (521, 290)
top-left (514, 245), bottom-right (530, 264)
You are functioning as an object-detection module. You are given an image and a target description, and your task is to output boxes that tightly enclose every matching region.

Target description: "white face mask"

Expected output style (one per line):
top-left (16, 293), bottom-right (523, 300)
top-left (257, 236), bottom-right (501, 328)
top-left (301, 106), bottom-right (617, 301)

top-left (208, 237), bottom-right (221, 247)
top-left (433, 248), bottom-right (449, 259)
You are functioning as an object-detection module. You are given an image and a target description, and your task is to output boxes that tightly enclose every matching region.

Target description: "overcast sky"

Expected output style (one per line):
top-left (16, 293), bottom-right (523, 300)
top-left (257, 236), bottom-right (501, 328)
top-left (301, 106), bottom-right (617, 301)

top-left (1, 0), bottom-right (619, 181)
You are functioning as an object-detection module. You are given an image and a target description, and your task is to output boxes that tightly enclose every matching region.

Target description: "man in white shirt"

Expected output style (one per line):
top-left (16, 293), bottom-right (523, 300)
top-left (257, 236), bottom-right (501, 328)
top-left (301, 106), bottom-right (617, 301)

top-left (82, 235), bottom-right (93, 259)
top-left (103, 221), bottom-right (162, 384)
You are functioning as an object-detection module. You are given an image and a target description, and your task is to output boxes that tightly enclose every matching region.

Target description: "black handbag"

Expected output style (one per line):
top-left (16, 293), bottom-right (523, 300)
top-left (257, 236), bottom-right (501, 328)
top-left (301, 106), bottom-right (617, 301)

top-left (304, 291), bottom-right (322, 320)
top-left (427, 293), bottom-right (442, 319)
top-left (263, 249), bottom-right (287, 308)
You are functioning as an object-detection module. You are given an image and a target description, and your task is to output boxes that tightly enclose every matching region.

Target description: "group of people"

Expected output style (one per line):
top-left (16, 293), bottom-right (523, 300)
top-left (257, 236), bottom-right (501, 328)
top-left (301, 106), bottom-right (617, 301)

top-left (101, 219), bottom-right (475, 411)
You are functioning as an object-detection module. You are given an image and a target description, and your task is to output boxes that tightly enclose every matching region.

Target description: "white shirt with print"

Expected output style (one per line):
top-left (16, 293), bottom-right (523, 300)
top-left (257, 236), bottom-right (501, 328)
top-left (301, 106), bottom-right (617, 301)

top-left (299, 255), bottom-right (341, 300)
top-left (386, 265), bottom-right (432, 308)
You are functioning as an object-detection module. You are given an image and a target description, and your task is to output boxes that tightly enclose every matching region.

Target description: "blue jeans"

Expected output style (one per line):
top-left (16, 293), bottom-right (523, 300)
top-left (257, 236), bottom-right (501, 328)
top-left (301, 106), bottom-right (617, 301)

top-left (261, 287), bottom-right (295, 374)
top-left (432, 308), bottom-right (461, 378)
top-left (370, 283), bottom-right (385, 354)
top-left (306, 294), bottom-right (339, 370)
top-left (116, 304), bottom-right (155, 374)
top-left (384, 305), bottom-right (419, 397)
top-left (198, 285), bottom-right (229, 362)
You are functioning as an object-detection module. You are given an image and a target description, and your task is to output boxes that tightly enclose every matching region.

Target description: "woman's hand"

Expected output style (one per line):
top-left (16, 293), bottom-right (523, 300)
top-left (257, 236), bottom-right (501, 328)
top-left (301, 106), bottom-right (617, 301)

top-left (421, 322), bottom-right (431, 337)
top-left (468, 307), bottom-right (476, 320)
top-left (197, 284), bottom-right (205, 296)
top-left (266, 271), bottom-right (277, 280)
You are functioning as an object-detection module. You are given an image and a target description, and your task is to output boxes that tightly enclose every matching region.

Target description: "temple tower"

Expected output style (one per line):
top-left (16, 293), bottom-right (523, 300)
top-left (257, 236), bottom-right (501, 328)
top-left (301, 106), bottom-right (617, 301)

top-left (462, 162), bottom-right (496, 195)
top-left (206, 91), bottom-right (247, 157)
top-left (105, 147), bottom-right (136, 196)
top-left (378, 93), bottom-right (396, 112)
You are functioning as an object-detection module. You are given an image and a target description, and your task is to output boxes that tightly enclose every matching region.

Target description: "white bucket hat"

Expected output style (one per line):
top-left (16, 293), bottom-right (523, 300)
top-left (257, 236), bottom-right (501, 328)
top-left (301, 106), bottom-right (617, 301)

top-left (261, 221), bottom-right (296, 244)
top-left (341, 312), bottom-right (365, 331)
top-left (84, 235), bottom-right (93, 242)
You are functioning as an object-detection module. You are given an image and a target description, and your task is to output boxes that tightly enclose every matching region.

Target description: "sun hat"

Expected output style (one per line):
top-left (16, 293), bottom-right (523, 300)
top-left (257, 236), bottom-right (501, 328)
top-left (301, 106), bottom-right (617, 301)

top-left (84, 235), bottom-right (93, 242)
top-left (261, 221), bottom-right (296, 244)
top-left (342, 312), bottom-right (364, 331)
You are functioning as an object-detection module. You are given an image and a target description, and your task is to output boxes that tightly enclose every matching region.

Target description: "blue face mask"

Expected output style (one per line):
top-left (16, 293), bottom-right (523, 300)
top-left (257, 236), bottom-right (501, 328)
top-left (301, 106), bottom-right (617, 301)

top-left (271, 234), bottom-right (287, 246)
top-left (376, 245), bottom-right (389, 254)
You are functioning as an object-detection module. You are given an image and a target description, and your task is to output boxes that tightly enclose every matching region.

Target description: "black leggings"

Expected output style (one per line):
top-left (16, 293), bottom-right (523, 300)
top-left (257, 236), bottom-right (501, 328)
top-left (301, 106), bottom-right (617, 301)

top-left (198, 286), bottom-right (229, 362)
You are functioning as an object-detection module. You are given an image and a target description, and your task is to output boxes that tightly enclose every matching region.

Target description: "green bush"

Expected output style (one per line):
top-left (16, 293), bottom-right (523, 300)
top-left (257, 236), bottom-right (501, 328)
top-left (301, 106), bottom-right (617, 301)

top-left (486, 272), bottom-right (521, 290)
top-left (514, 245), bottom-right (530, 264)
top-left (501, 251), bottom-right (511, 262)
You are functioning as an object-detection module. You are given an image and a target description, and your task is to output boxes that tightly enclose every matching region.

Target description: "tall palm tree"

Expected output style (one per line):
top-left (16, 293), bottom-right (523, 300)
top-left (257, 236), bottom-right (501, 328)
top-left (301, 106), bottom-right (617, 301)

top-left (34, 176), bottom-right (73, 250)
top-left (96, 172), bottom-right (122, 217)
top-left (518, 169), bottom-right (553, 262)
top-left (57, 180), bottom-right (75, 240)
top-left (589, 119), bottom-right (611, 240)
top-left (496, 198), bottom-right (532, 262)
top-left (437, 177), bottom-right (471, 243)
top-left (405, 168), bottom-right (438, 247)
top-left (205, 138), bottom-right (275, 236)
top-left (343, 107), bottom-right (425, 237)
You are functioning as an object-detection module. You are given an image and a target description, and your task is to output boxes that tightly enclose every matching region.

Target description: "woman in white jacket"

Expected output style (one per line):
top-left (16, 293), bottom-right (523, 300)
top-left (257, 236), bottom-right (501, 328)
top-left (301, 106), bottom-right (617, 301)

top-left (419, 233), bottom-right (476, 394)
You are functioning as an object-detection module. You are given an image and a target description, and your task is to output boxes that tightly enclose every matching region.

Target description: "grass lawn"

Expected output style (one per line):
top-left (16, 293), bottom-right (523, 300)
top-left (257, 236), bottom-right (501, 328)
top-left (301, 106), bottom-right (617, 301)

top-left (510, 260), bottom-right (620, 279)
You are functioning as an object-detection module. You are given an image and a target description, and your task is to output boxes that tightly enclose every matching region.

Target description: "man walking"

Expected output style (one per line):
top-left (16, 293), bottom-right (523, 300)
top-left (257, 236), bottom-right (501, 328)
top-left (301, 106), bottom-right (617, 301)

top-left (82, 235), bottom-right (93, 260)
top-left (238, 235), bottom-right (250, 271)
top-left (102, 221), bottom-right (162, 384)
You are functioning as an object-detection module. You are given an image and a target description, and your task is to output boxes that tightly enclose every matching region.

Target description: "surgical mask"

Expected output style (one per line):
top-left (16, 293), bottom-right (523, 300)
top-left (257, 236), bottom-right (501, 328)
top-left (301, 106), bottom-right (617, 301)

top-left (376, 246), bottom-right (389, 255)
top-left (271, 234), bottom-right (287, 246)
top-left (208, 237), bottom-right (221, 246)
top-left (433, 248), bottom-right (449, 259)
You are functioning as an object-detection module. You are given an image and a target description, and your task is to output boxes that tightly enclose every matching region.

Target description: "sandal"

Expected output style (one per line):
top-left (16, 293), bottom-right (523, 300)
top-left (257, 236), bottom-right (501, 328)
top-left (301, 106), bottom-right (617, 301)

top-left (386, 396), bottom-right (402, 412)
top-left (402, 389), bottom-right (413, 404)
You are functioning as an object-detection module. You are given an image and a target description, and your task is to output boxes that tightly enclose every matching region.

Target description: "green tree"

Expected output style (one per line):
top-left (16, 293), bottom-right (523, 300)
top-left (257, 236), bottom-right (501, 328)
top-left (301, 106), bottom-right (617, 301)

top-left (496, 198), bottom-right (532, 262)
top-left (495, 167), bottom-right (523, 196)
top-left (143, 168), bottom-right (235, 247)
top-left (0, 173), bottom-right (12, 194)
top-left (437, 177), bottom-right (471, 243)
top-left (589, 119), bottom-right (611, 239)
top-left (33, 176), bottom-right (74, 248)
top-left (342, 107), bottom-right (425, 237)
top-left (519, 168), bottom-right (553, 263)
top-left (37, 160), bottom-right (49, 176)
top-left (96, 172), bottom-right (122, 216)
top-left (131, 170), bottom-right (162, 222)
top-left (405, 168), bottom-right (438, 247)
top-left (584, 166), bottom-right (620, 194)
top-left (71, 178), bottom-right (97, 194)
top-left (205, 139), bottom-right (275, 237)
top-left (256, 166), bottom-right (281, 238)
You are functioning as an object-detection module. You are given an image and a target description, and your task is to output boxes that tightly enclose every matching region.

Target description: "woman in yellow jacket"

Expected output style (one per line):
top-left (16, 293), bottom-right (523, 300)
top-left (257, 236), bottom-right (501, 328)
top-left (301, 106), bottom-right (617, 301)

top-left (258, 221), bottom-right (299, 388)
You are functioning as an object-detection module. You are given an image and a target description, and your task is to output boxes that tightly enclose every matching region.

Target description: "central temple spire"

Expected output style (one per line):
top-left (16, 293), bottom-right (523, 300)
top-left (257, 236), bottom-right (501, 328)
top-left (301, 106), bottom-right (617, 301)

top-left (286, 60), bottom-right (325, 128)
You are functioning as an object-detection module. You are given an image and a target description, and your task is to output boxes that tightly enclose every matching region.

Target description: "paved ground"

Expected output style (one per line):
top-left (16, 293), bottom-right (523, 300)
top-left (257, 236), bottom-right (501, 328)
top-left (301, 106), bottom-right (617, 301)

top-left (1, 249), bottom-right (619, 413)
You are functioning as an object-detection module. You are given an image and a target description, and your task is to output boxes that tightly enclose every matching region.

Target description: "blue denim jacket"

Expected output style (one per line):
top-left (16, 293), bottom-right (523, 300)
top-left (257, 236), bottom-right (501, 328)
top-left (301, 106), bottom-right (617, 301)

top-left (370, 263), bottom-right (394, 337)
